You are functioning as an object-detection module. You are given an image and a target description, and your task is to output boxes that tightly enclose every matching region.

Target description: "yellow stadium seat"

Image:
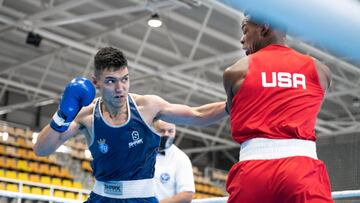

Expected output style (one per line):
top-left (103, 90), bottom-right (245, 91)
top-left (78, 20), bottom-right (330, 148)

top-left (51, 177), bottom-right (62, 186)
top-left (9, 158), bottom-right (19, 169)
top-left (72, 181), bottom-right (83, 189)
top-left (43, 188), bottom-right (50, 196)
top-left (14, 128), bottom-right (25, 137)
top-left (7, 136), bottom-right (16, 146)
top-left (0, 182), bottom-right (5, 190)
top-left (22, 185), bottom-right (31, 193)
top-left (211, 187), bottom-right (220, 195)
top-left (40, 176), bottom-right (51, 185)
top-left (195, 183), bottom-right (202, 192)
top-left (27, 150), bottom-right (37, 161)
top-left (216, 187), bottom-right (224, 195)
top-left (17, 148), bottom-right (27, 159)
top-left (38, 156), bottom-right (49, 163)
top-left (81, 160), bottom-right (86, 169)
top-left (77, 193), bottom-right (88, 201)
top-left (49, 165), bottom-right (60, 176)
top-left (0, 145), bottom-right (5, 155)
top-left (203, 185), bottom-right (210, 193)
top-left (16, 138), bottom-right (27, 147)
top-left (31, 187), bottom-right (42, 195)
top-left (17, 160), bottom-right (29, 171)
top-left (65, 192), bottom-right (76, 199)
top-left (0, 156), bottom-right (4, 166)
top-left (60, 168), bottom-right (72, 179)
top-left (5, 146), bottom-right (17, 157)
top-left (26, 141), bottom-right (34, 149)
top-left (28, 161), bottom-right (39, 172)
top-left (83, 194), bottom-right (89, 201)
top-left (6, 183), bottom-right (18, 192)
top-left (0, 169), bottom-right (4, 177)
top-left (62, 179), bottom-right (73, 188)
top-left (5, 170), bottom-right (17, 179)
top-left (29, 174), bottom-right (40, 183)
top-left (82, 161), bottom-right (92, 172)
top-left (54, 190), bottom-right (65, 198)
top-left (39, 163), bottom-right (49, 175)
top-left (18, 172), bottom-right (29, 181)
top-left (43, 155), bottom-right (54, 164)
top-left (5, 157), bottom-right (17, 170)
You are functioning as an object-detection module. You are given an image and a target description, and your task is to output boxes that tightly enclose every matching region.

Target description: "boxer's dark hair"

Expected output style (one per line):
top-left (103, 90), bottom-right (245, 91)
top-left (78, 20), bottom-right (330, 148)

top-left (242, 11), bottom-right (287, 34)
top-left (94, 47), bottom-right (128, 77)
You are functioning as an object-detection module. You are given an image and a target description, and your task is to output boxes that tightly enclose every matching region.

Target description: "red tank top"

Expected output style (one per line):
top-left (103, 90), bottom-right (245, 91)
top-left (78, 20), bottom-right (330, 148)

top-left (230, 44), bottom-right (324, 144)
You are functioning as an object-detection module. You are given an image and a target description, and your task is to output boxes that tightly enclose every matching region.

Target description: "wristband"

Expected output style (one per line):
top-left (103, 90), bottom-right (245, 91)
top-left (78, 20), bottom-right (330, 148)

top-left (50, 111), bottom-right (71, 133)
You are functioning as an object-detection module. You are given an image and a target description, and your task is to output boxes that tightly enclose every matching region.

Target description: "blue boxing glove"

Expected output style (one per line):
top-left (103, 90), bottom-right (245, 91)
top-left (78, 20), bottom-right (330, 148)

top-left (50, 77), bottom-right (96, 133)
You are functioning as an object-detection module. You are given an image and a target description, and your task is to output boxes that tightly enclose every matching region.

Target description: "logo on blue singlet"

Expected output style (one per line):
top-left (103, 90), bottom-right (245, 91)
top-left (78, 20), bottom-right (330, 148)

top-left (97, 139), bottom-right (109, 154)
top-left (132, 131), bottom-right (140, 140)
top-left (160, 173), bottom-right (170, 184)
top-left (128, 131), bottom-right (143, 148)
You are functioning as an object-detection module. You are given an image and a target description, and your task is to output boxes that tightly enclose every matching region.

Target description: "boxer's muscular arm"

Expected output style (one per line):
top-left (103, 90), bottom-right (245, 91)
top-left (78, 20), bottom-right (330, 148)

top-left (34, 77), bottom-right (95, 156)
top-left (34, 107), bottom-right (91, 156)
top-left (313, 58), bottom-right (332, 93)
top-left (34, 123), bottom-right (79, 156)
top-left (223, 57), bottom-right (249, 113)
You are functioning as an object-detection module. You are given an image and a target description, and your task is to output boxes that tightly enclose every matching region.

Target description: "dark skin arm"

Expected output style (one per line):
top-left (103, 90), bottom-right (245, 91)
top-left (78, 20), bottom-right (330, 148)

top-left (312, 58), bottom-right (332, 92)
top-left (223, 56), bottom-right (249, 113)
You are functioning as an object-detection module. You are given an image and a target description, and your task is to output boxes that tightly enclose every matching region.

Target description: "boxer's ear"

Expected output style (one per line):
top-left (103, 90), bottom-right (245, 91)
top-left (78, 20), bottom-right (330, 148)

top-left (92, 75), bottom-right (98, 88)
top-left (260, 23), bottom-right (270, 37)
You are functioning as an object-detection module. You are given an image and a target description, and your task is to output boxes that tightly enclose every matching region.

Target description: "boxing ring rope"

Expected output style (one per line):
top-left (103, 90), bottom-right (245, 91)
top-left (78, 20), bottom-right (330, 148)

top-left (190, 191), bottom-right (360, 202)
top-left (332, 190), bottom-right (360, 199)
top-left (192, 197), bottom-right (227, 203)
top-left (1, 190), bottom-right (360, 202)
top-left (0, 190), bottom-right (81, 203)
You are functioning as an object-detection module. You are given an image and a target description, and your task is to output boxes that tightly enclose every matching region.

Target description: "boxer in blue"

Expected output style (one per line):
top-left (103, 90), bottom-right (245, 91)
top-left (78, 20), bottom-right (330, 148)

top-left (34, 47), bottom-right (227, 203)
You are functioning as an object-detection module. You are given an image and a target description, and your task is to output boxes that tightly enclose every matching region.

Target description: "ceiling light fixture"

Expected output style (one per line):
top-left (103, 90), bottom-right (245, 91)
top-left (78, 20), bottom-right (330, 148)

top-left (147, 13), bottom-right (162, 28)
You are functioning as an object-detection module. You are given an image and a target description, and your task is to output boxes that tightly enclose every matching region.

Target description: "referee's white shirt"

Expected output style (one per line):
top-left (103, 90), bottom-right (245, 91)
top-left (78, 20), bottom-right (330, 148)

top-left (154, 145), bottom-right (195, 200)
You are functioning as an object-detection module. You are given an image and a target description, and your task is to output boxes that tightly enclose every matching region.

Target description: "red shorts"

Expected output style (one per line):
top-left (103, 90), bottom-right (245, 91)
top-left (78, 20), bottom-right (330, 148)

top-left (226, 156), bottom-right (333, 203)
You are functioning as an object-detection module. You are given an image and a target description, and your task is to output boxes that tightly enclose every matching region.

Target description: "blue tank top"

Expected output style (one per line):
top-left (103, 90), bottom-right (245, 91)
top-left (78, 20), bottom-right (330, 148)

top-left (89, 95), bottom-right (160, 181)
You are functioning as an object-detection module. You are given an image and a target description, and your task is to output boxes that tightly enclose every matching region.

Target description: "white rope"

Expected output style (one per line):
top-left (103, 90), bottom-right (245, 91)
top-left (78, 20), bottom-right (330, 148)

top-left (1, 189), bottom-right (360, 202)
top-left (192, 190), bottom-right (360, 203)
top-left (332, 190), bottom-right (360, 199)
top-left (192, 197), bottom-right (227, 203)
top-left (0, 190), bottom-right (80, 203)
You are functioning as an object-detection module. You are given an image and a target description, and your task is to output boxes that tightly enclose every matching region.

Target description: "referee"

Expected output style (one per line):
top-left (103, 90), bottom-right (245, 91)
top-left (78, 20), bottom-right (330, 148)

top-left (153, 120), bottom-right (195, 203)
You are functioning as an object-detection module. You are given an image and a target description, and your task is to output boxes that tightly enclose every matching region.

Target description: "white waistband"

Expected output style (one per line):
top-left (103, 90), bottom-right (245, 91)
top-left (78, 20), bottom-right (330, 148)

top-left (93, 178), bottom-right (155, 199)
top-left (239, 138), bottom-right (318, 161)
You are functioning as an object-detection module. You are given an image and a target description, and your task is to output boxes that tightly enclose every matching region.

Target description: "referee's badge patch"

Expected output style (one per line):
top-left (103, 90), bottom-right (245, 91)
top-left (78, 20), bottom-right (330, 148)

top-left (160, 173), bottom-right (170, 184)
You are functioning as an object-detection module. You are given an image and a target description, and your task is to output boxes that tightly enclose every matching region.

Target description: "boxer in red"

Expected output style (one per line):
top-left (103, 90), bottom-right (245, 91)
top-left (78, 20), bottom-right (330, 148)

top-left (223, 14), bottom-right (334, 203)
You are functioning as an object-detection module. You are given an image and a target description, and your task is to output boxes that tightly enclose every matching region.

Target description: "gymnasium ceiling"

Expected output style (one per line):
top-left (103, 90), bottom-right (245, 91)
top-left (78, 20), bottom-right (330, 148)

top-left (0, 0), bottom-right (359, 165)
